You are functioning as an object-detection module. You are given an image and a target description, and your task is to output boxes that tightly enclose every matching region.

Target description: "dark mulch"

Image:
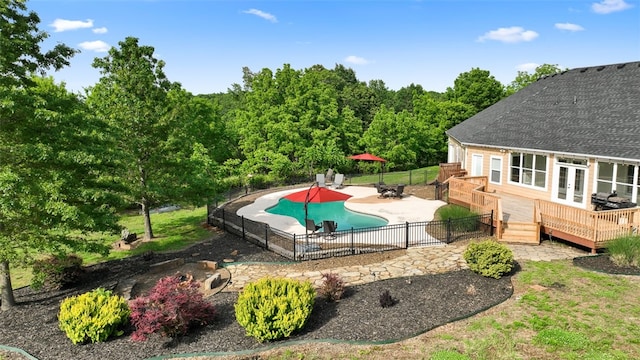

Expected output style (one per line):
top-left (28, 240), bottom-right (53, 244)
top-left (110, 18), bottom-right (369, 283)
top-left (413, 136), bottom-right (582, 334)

top-left (0, 229), bottom-right (513, 360)
top-left (573, 254), bottom-right (640, 275)
top-left (3, 222), bottom-right (635, 360)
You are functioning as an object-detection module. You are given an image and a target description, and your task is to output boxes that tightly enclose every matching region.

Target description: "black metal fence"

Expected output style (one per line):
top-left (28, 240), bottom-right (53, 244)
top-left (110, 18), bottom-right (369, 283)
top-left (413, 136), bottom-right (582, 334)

top-left (208, 207), bottom-right (494, 261)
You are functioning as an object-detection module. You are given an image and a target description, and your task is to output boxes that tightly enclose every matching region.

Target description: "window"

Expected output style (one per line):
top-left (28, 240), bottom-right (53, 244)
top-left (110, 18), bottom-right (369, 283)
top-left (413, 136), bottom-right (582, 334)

top-left (490, 156), bottom-right (502, 184)
top-left (509, 152), bottom-right (547, 188)
top-left (471, 154), bottom-right (483, 176)
top-left (598, 162), bottom-right (639, 202)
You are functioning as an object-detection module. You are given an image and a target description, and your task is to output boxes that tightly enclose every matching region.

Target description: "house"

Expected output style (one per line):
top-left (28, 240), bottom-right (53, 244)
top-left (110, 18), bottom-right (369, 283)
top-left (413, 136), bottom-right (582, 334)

top-left (446, 61), bottom-right (640, 210)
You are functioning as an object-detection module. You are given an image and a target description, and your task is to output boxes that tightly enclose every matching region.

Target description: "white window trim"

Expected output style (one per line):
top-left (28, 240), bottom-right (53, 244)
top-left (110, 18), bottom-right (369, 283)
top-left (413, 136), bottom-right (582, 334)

top-left (489, 156), bottom-right (502, 185)
top-left (507, 152), bottom-right (549, 190)
top-left (471, 154), bottom-right (483, 177)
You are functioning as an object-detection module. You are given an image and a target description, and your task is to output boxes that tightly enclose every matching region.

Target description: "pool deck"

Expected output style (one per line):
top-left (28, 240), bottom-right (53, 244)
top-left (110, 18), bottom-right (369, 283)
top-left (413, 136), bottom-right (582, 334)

top-left (236, 185), bottom-right (448, 235)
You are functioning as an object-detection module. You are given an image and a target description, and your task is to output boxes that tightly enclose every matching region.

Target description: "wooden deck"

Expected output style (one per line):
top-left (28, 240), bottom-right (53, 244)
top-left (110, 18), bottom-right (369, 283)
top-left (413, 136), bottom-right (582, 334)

top-left (445, 174), bottom-right (640, 252)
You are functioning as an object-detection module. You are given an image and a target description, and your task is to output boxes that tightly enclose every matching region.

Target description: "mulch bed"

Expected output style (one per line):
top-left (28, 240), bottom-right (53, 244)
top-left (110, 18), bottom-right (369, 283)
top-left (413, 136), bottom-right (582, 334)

top-left (0, 230), bottom-right (513, 360)
top-left (573, 254), bottom-right (640, 275)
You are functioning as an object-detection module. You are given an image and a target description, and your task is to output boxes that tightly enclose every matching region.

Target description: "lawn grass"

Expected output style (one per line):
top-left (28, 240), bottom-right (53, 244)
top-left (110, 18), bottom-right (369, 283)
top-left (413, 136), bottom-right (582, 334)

top-left (253, 260), bottom-right (640, 359)
top-left (11, 206), bottom-right (210, 289)
top-left (347, 166), bottom-right (439, 186)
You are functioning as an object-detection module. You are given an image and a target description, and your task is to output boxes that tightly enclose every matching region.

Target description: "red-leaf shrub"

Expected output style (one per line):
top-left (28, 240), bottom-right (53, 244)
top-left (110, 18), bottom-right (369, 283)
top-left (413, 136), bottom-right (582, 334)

top-left (318, 272), bottom-right (345, 302)
top-left (129, 275), bottom-right (215, 341)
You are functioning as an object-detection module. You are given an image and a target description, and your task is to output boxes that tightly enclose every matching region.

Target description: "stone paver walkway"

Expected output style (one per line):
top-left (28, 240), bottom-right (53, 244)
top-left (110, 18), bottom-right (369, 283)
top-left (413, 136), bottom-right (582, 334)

top-left (222, 241), bottom-right (589, 292)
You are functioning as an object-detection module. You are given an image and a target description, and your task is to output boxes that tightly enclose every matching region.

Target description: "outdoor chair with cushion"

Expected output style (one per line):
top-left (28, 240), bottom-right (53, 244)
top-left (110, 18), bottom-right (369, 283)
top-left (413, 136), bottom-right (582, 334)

top-left (394, 184), bottom-right (405, 198)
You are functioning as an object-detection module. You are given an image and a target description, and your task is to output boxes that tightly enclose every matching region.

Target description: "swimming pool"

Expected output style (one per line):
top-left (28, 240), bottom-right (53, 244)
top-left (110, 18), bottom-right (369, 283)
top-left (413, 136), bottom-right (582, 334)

top-left (266, 198), bottom-right (388, 231)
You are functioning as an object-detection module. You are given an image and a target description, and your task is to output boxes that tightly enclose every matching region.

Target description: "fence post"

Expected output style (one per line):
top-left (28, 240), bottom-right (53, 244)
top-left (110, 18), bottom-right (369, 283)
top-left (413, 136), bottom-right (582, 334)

top-left (241, 216), bottom-right (245, 240)
top-left (490, 210), bottom-right (494, 236)
top-left (409, 170), bottom-right (413, 185)
top-left (405, 222), bottom-right (410, 248)
top-left (293, 233), bottom-right (296, 260)
top-left (350, 228), bottom-right (355, 255)
top-left (446, 218), bottom-right (452, 243)
top-left (265, 224), bottom-right (269, 250)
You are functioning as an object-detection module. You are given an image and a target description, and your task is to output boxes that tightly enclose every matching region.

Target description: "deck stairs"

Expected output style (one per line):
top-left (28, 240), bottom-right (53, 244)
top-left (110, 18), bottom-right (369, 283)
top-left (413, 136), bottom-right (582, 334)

top-left (500, 221), bottom-right (540, 244)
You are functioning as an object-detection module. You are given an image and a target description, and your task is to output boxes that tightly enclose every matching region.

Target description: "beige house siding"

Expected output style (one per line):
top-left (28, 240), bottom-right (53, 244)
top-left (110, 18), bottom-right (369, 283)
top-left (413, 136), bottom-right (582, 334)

top-left (461, 145), bottom-right (601, 209)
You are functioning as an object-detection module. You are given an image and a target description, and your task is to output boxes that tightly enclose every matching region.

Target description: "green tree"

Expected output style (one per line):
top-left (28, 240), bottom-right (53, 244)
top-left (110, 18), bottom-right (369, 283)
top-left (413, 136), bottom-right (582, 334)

top-left (413, 95), bottom-right (476, 165)
top-left (506, 64), bottom-right (565, 95)
top-left (1, 0), bottom-right (119, 311)
top-left (88, 37), bottom-right (222, 240)
top-left (1, 77), bottom-right (121, 310)
top-left (445, 68), bottom-right (505, 113)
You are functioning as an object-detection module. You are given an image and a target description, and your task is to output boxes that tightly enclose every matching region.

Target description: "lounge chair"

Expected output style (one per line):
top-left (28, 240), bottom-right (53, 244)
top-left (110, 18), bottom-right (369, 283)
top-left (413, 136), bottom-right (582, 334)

top-left (322, 220), bottom-right (338, 239)
top-left (331, 173), bottom-right (344, 189)
top-left (306, 219), bottom-right (322, 235)
top-left (325, 168), bottom-right (334, 184)
top-left (316, 173), bottom-right (326, 187)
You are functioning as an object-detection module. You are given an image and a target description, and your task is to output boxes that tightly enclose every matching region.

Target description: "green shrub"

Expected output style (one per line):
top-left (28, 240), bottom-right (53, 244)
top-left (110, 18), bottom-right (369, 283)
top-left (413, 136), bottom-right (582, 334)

top-left (58, 288), bottom-right (130, 344)
top-left (606, 235), bottom-right (640, 267)
top-left (32, 254), bottom-right (83, 290)
top-left (235, 277), bottom-right (315, 342)
top-left (437, 205), bottom-right (475, 221)
top-left (318, 273), bottom-right (345, 302)
top-left (463, 240), bottom-right (514, 279)
top-left (437, 205), bottom-right (479, 232)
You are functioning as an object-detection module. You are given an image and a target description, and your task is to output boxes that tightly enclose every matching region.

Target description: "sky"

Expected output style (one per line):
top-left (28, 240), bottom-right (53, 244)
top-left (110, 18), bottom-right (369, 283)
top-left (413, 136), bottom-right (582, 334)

top-left (28, 0), bottom-right (640, 95)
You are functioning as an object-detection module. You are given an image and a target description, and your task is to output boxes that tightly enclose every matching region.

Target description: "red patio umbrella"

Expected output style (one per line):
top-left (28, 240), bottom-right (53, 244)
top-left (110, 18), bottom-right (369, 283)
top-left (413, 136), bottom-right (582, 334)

top-left (348, 153), bottom-right (386, 162)
top-left (348, 153), bottom-right (387, 182)
top-left (284, 187), bottom-right (352, 203)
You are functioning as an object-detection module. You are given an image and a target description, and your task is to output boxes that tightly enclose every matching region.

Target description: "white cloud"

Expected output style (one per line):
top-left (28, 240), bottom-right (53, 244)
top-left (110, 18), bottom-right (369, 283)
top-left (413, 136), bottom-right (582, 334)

top-left (516, 63), bottom-right (539, 72)
top-left (50, 18), bottom-right (93, 32)
top-left (555, 23), bottom-right (585, 31)
top-left (243, 9), bottom-right (277, 23)
top-left (592, 0), bottom-right (633, 14)
top-left (78, 40), bottom-right (110, 53)
top-left (92, 27), bottom-right (108, 34)
top-left (344, 55), bottom-right (370, 65)
top-left (477, 26), bottom-right (539, 43)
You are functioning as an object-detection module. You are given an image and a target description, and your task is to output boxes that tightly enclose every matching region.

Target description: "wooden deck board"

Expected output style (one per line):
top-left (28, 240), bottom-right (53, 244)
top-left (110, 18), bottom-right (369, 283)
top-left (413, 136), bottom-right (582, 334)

top-left (496, 192), bottom-right (534, 223)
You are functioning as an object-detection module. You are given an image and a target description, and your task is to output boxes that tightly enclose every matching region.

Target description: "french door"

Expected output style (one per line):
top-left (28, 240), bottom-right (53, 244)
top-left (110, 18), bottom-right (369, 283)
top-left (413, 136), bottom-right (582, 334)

top-left (554, 164), bottom-right (587, 207)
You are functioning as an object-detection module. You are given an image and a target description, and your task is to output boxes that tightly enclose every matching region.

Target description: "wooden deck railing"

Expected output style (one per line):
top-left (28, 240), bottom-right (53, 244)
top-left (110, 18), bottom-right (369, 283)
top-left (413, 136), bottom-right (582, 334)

top-left (437, 162), bottom-right (467, 182)
top-left (534, 199), bottom-right (640, 251)
top-left (447, 177), bottom-right (503, 238)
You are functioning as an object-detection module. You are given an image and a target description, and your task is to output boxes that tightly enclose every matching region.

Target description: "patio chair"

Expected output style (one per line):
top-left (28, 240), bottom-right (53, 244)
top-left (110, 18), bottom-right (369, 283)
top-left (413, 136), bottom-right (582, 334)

top-left (325, 168), bottom-right (334, 184)
top-left (306, 219), bottom-right (322, 235)
top-left (331, 173), bottom-right (345, 189)
top-left (374, 182), bottom-right (387, 194)
top-left (394, 184), bottom-right (405, 198)
top-left (322, 220), bottom-right (338, 239)
top-left (316, 173), bottom-right (326, 187)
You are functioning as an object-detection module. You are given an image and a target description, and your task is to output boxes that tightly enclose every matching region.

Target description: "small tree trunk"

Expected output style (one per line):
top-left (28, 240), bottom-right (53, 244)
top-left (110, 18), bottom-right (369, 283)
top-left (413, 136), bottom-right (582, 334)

top-left (1, 261), bottom-right (16, 311)
top-left (141, 200), bottom-right (154, 240)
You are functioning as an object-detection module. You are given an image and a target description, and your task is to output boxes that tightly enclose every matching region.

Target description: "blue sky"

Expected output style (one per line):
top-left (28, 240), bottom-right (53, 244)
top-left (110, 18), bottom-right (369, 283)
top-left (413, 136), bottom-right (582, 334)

top-left (30, 0), bottom-right (640, 95)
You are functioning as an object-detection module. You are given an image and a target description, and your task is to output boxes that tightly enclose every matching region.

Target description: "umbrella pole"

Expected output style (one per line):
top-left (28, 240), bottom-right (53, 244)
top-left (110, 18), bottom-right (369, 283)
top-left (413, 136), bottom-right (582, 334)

top-left (304, 181), bottom-right (317, 251)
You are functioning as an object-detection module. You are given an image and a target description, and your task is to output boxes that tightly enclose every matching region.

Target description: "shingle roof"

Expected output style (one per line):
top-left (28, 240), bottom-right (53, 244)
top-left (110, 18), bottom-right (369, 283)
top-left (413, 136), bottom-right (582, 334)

top-left (446, 61), bottom-right (640, 161)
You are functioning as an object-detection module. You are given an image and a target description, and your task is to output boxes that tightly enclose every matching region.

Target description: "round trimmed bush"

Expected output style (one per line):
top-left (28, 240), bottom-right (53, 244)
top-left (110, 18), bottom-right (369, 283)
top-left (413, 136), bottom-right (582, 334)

top-left (235, 277), bottom-right (315, 342)
top-left (58, 288), bottom-right (130, 344)
top-left (463, 240), bottom-right (514, 279)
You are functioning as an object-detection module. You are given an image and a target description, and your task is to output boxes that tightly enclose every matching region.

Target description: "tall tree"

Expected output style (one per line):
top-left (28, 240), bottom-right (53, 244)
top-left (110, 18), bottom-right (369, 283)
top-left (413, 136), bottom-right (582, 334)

top-left (1, 0), bottom-right (119, 311)
top-left (87, 37), bottom-right (177, 240)
top-left (445, 68), bottom-right (505, 113)
top-left (506, 64), bottom-right (565, 96)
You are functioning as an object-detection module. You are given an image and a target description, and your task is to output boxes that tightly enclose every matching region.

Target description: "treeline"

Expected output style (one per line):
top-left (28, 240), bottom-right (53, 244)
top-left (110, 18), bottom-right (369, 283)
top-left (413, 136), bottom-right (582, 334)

top-left (202, 63), bottom-right (505, 183)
